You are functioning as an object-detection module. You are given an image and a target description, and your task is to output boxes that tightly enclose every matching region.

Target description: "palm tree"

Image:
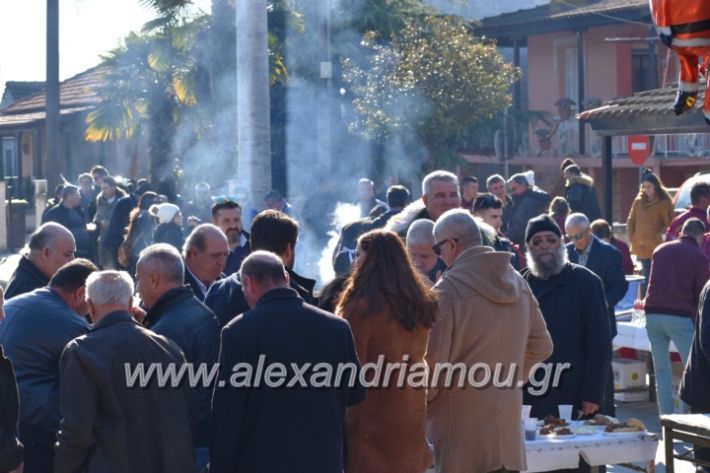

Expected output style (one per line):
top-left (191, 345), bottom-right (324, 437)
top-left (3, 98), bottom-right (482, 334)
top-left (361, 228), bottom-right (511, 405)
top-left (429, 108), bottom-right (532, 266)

top-left (237, 0), bottom-right (272, 206)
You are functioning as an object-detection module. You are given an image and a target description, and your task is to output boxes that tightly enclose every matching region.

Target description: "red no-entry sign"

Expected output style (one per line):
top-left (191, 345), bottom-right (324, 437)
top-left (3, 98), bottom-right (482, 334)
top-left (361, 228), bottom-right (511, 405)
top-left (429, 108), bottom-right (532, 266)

top-left (627, 135), bottom-right (650, 165)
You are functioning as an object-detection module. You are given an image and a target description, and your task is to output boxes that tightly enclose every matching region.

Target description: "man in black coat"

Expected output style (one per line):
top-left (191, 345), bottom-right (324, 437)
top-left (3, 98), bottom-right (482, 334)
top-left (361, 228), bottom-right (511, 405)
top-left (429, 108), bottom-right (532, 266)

top-left (0, 259), bottom-right (97, 473)
top-left (42, 186), bottom-right (91, 259)
top-left (563, 165), bottom-right (602, 222)
top-left (5, 223), bottom-right (76, 300)
top-left (136, 244), bottom-right (219, 470)
top-left (54, 270), bottom-right (196, 473)
top-left (681, 279), bottom-right (710, 468)
top-left (205, 210), bottom-right (316, 327)
top-left (522, 215), bottom-right (611, 421)
top-left (506, 173), bottom-right (550, 248)
top-left (0, 344), bottom-right (23, 473)
top-left (565, 213), bottom-right (627, 416)
top-left (210, 252), bottom-right (364, 473)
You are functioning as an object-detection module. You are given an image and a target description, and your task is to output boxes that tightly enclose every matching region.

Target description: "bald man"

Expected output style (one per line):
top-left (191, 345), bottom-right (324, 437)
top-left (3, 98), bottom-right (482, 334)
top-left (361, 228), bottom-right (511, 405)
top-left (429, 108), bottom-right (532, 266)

top-left (6, 223), bottom-right (76, 300)
top-left (183, 224), bottom-right (229, 300)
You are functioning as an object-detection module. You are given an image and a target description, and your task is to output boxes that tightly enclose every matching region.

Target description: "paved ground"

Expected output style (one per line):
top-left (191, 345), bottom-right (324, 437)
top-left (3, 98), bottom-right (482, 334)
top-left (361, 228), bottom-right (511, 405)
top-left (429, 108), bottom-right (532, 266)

top-left (612, 400), bottom-right (695, 473)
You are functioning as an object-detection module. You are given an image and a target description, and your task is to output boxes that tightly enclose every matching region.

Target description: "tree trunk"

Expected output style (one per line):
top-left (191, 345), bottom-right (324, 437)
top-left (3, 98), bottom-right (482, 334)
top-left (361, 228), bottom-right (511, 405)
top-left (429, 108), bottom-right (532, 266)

top-left (45, 0), bottom-right (61, 188)
top-left (236, 0), bottom-right (271, 207)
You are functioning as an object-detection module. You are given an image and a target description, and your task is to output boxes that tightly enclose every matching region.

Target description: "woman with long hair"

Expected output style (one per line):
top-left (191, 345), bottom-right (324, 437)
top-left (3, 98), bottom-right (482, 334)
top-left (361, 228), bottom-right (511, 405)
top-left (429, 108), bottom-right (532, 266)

top-left (626, 170), bottom-right (674, 286)
top-left (337, 229), bottom-right (436, 473)
top-left (548, 196), bottom-right (571, 240)
top-left (121, 191), bottom-right (159, 274)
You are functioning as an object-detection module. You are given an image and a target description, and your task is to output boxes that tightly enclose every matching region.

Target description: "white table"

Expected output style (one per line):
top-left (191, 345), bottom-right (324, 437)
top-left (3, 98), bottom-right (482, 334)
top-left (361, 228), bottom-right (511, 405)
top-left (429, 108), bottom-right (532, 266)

top-left (524, 430), bottom-right (658, 472)
top-left (613, 320), bottom-right (678, 353)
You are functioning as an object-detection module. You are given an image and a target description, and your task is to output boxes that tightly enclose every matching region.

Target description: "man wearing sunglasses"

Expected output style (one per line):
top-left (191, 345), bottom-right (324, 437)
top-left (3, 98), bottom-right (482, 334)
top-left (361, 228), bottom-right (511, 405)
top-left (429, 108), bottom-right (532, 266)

top-left (522, 214), bottom-right (611, 423)
top-left (565, 213), bottom-right (627, 416)
top-left (427, 209), bottom-right (552, 473)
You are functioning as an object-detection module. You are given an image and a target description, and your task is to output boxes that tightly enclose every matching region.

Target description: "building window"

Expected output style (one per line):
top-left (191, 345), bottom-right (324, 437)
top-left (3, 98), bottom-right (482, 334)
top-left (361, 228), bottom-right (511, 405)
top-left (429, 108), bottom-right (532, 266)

top-left (1, 136), bottom-right (18, 178)
top-left (632, 50), bottom-right (653, 93)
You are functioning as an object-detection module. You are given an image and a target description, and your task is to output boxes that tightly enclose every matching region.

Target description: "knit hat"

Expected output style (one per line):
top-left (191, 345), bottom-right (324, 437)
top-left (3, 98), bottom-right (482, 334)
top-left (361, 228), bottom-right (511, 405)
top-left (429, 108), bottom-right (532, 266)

top-left (525, 214), bottom-right (562, 243)
top-left (150, 203), bottom-right (180, 224)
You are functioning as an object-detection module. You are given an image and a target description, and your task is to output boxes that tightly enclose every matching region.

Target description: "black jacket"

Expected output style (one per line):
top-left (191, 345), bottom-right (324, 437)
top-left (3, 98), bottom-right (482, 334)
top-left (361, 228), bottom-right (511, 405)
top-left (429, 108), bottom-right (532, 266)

top-left (332, 218), bottom-right (373, 277)
top-left (143, 287), bottom-right (220, 447)
top-left (0, 346), bottom-right (22, 472)
top-left (154, 222), bottom-right (185, 252)
top-left (54, 311), bottom-right (196, 473)
top-left (565, 174), bottom-right (602, 221)
top-left (0, 288), bottom-right (90, 447)
top-left (681, 281), bottom-right (710, 411)
top-left (204, 267), bottom-right (316, 328)
top-left (507, 188), bottom-right (550, 247)
top-left (209, 288), bottom-right (365, 473)
top-left (522, 263), bottom-right (611, 418)
top-left (567, 236), bottom-right (628, 337)
top-left (5, 256), bottom-right (49, 300)
top-left (102, 195), bottom-right (137, 252)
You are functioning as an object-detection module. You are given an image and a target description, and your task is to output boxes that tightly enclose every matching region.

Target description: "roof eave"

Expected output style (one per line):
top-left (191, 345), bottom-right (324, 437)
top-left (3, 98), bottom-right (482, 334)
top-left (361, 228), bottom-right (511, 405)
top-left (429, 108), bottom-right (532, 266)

top-left (587, 113), bottom-right (710, 136)
top-left (476, 9), bottom-right (650, 39)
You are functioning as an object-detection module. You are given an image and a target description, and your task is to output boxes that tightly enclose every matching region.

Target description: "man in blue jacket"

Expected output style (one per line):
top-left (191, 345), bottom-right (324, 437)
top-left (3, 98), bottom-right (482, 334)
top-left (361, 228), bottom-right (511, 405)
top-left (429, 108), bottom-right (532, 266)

top-left (136, 243), bottom-right (220, 471)
top-left (565, 213), bottom-right (628, 416)
top-left (0, 259), bottom-right (98, 473)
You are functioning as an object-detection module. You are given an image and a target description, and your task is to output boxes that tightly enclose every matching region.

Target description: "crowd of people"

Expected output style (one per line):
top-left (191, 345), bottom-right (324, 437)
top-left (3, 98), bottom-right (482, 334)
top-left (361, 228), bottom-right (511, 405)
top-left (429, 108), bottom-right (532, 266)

top-left (1, 159), bottom-right (710, 473)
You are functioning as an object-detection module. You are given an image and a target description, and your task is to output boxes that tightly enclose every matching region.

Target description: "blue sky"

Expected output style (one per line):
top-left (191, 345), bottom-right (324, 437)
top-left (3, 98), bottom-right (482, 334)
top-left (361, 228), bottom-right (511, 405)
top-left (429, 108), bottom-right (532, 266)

top-left (0, 0), bottom-right (210, 90)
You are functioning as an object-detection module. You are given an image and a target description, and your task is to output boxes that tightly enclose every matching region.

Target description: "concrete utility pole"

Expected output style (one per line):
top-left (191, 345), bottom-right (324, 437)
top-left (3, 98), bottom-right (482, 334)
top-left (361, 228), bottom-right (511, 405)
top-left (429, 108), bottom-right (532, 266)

top-left (46, 0), bottom-right (61, 189)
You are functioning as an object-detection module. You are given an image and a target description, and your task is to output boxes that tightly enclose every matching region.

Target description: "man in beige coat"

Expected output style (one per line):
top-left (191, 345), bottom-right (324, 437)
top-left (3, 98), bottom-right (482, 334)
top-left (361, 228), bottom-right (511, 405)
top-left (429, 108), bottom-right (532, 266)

top-left (427, 209), bottom-right (553, 473)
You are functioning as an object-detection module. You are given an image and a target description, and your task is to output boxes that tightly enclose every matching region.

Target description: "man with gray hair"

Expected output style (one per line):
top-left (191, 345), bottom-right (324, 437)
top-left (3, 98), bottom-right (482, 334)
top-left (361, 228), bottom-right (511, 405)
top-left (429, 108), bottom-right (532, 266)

top-left (565, 212), bottom-right (627, 416)
top-left (427, 209), bottom-right (553, 473)
top-left (522, 214), bottom-right (610, 423)
top-left (6, 222), bottom-right (76, 300)
top-left (406, 219), bottom-right (446, 283)
top-left (54, 270), bottom-right (196, 473)
top-left (386, 170), bottom-right (460, 236)
top-left (210, 251), bottom-right (364, 473)
top-left (136, 243), bottom-right (219, 469)
top-left (506, 172), bottom-right (549, 248)
top-left (183, 224), bottom-right (229, 300)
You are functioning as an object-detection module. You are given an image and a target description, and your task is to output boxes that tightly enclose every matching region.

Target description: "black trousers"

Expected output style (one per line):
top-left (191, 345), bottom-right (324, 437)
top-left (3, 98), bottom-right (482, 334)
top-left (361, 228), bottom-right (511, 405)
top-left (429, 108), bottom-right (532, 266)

top-left (22, 441), bottom-right (54, 473)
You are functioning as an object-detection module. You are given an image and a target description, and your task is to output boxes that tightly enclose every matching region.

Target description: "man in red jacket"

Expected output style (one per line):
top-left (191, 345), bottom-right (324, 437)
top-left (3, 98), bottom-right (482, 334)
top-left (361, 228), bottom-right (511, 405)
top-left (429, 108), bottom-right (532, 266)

top-left (645, 218), bottom-right (710, 415)
top-left (666, 182), bottom-right (710, 241)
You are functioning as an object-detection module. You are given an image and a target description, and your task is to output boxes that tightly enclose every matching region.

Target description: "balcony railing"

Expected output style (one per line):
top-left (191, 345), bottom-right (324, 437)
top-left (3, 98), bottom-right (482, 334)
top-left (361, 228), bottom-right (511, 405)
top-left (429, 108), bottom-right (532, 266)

top-left (611, 134), bottom-right (710, 159)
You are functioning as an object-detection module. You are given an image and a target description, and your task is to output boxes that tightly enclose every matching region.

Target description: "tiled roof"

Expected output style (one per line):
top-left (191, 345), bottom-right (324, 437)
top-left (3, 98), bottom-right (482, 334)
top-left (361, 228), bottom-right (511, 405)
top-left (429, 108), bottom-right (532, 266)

top-left (1, 66), bottom-right (109, 115)
top-left (0, 107), bottom-right (94, 129)
top-left (577, 84), bottom-right (703, 121)
top-left (577, 84), bottom-right (710, 135)
top-left (477, 0), bottom-right (650, 37)
top-left (2, 81), bottom-right (45, 101)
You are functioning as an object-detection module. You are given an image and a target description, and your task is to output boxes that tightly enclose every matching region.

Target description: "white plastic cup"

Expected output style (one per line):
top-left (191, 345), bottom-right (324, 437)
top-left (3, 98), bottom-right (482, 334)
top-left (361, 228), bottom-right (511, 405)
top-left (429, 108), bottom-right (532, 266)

top-left (558, 404), bottom-right (573, 421)
top-left (523, 418), bottom-right (538, 441)
top-left (522, 404), bottom-right (532, 420)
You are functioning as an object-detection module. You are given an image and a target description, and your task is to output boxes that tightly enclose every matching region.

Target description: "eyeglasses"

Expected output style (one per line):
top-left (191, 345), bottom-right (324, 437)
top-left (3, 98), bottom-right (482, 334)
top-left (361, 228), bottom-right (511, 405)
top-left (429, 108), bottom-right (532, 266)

top-left (567, 228), bottom-right (589, 241)
top-left (432, 238), bottom-right (458, 256)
